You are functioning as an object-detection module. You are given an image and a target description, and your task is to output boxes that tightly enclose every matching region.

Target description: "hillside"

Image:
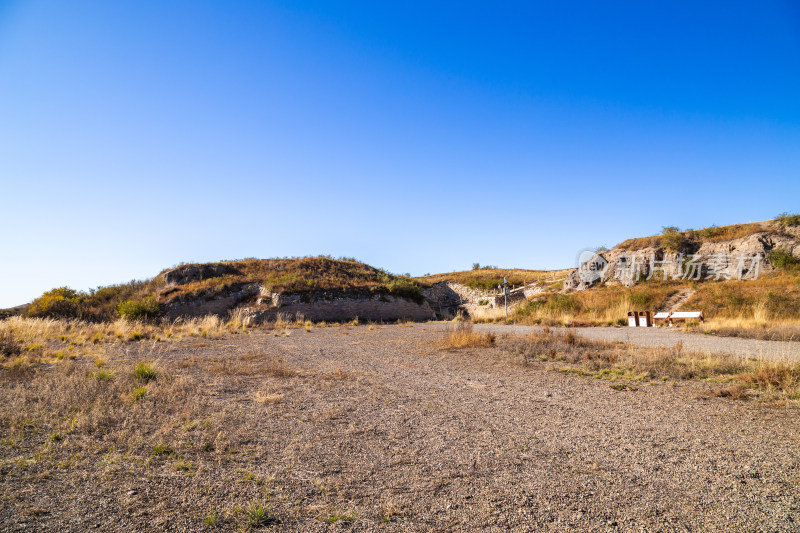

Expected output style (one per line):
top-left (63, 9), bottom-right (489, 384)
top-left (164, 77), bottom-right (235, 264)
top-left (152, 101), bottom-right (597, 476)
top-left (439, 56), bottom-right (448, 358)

top-left (18, 257), bottom-right (428, 322)
top-left (8, 215), bottom-right (800, 327)
top-left (514, 215), bottom-right (800, 327)
top-left (416, 268), bottom-right (572, 291)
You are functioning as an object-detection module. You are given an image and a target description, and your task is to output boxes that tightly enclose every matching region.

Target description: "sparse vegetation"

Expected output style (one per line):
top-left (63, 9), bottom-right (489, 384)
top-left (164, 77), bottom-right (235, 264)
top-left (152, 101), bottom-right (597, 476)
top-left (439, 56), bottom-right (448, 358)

top-left (417, 268), bottom-right (571, 291)
top-left (769, 248), bottom-right (799, 271)
top-left (617, 220), bottom-right (768, 251)
top-left (513, 283), bottom-right (678, 326)
top-left (245, 502), bottom-right (274, 528)
top-left (0, 321), bottom-right (797, 531)
top-left (502, 329), bottom-right (800, 402)
top-left (777, 212), bottom-right (800, 226)
top-left (0, 331), bottom-right (22, 358)
top-left (325, 508), bottom-right (356, 524)
top-left (26, 280), bottom-right (164, 321)
top-left (132, 385), bottom-right (147, 401)
top-left (436, 321), bottom-right (496, 349)
top-left (117, 297), bottom-right (161, 320)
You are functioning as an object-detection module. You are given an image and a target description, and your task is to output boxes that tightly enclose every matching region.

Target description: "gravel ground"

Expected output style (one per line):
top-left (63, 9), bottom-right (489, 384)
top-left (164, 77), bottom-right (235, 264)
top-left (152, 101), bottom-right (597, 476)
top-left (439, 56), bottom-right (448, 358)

top-left (2, 324), bottom-right (799, 531)
top-left (471, 324), bottom-right (800, 361)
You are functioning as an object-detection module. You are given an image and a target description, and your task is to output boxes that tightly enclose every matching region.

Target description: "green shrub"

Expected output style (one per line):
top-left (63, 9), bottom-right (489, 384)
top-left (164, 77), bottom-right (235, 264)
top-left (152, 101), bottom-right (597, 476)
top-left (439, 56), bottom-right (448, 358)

top-left (777, 212), bottom-right (800, 226)
top-left (117, 297), bottom-right (160, 320)
top-left (660, 227), bottom-right (686, 252)
top-left (26, 287), bottom-right (81, 319)
top-left (383, 278), bottom-right (424, 304)
top-left (769, 249), bottom-right (799, 270)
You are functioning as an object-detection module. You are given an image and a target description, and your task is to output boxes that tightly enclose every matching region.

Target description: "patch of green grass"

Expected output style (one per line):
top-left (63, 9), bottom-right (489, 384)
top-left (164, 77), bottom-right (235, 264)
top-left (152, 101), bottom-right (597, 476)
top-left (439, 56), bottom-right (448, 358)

top-left (150, 443), bottom-right (174, 456)
top-left (777, 212), bottom-right (800, 226)
top-left (91, 369), bottom-right (115, 381)
top-left (174, 459), bottom-right (193, 472)
top-left (770, 249), bottom-right (799, 270)
top-left (325, 509), bottom-right (356, 524)
top-left (118, 297), bottom-right (161, 320)
top-left (132, 386), bottom-right (147, 401)
top-left (133, 361), bottom-right (157, 383)
top-left (245, 502), bottom-right (274, 528)
top-left (202, 511), bottom-right (220, 527)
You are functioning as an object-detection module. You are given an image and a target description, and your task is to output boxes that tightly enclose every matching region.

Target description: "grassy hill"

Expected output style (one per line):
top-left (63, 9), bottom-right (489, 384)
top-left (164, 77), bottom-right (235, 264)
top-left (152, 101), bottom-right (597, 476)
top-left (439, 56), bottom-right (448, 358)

top-left (616, 213), bottom-right (800, 252)
top-left (511, 214), bottom-right (800, 330)
top-left (160, 257), bottom-right (423, 301)
top-left (416, 268), bottom-right (572, 291)
top-left (19, 257), bottom-right (426, 322)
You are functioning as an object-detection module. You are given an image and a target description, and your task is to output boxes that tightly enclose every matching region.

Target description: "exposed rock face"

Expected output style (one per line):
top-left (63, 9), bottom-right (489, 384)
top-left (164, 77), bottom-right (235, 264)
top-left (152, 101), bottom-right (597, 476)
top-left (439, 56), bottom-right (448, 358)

top-left (163, 282), bottom-right (261, 318)
top-left (244, 294), bottom-right (436, 323)
top-left (422, 282), bottom-right (464, 317)
top-left (564, 224), bottom-right (800, 292)
top-left (162, 263), bottom-right (240, 286)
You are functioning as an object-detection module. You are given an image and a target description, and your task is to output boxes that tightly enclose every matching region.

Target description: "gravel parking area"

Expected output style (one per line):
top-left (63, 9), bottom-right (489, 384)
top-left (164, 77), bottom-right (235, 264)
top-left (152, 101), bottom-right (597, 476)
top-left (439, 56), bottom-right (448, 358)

top-left (472, 324), bottom-right (800, 361)
top-left (2, 324), bottom-right (799, 531)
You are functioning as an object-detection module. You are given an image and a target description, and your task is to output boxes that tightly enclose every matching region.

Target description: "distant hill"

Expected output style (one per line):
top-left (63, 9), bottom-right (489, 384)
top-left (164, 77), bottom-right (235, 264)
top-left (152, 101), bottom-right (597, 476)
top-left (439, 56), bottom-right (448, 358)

top-left (416, 268), bottom-right (572, 291)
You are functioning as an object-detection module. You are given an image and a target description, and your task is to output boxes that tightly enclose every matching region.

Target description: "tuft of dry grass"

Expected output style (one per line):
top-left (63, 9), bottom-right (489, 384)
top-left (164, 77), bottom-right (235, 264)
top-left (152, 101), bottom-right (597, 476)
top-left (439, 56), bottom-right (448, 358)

top-left (436, 322), bottom-right (496, 350)
top-left (0, 330), bottom-right (22, 358)
top-left (253, 391), bottom-right (283, 404)
top-left (261, 355), bottom-right (299, 378)
top-left (706, 384), bottom-right (750, 400)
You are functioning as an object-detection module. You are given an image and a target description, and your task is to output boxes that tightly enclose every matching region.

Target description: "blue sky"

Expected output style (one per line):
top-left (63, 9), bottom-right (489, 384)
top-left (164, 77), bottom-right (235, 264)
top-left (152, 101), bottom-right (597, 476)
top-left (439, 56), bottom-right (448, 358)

top-left (1, 1), bottom-right (799, 307)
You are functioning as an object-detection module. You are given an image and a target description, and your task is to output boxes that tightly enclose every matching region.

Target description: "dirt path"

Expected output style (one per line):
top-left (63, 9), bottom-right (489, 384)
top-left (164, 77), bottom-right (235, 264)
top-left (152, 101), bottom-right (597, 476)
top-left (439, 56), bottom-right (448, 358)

top-left (660, 287), bottom-right (696, 312)
top-left (471, 323), bottom-right (800, 360)
top-left (3, 325), bottom-right (799, 531)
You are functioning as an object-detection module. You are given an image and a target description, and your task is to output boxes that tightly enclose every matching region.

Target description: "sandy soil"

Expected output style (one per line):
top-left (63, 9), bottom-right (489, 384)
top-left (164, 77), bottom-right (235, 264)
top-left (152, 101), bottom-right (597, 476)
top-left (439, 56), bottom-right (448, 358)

top-left (1, 324), bottom-right (799, 531)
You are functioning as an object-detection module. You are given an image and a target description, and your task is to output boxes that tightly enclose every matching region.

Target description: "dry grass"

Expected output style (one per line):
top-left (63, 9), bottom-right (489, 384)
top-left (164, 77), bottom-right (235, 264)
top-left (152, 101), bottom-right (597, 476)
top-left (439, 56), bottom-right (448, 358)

top-left (262, 356), bottom-right (300, 378)
top-left (617, 221), bottom-right (768, 251)
top-left (501, 329), bottom-right (800, 404)
top-left (697, 321), bottom-right (800, 342)
top-left (513, 283), bottom-right (679, 326)
top-left (436, 321), bottom-right (496, 350)
top-left (253, 391), bottom-right (283, 404)
top-left (162, 256), bottom-right (424, 302)
top-left (1, 323), bottom-right (798, 530)
top-left (686, 274), bottom-right (800, 321)
top-left (705, 384), bottom-right (750, 400)
top-left (468, 306), bottom-right (511, 322)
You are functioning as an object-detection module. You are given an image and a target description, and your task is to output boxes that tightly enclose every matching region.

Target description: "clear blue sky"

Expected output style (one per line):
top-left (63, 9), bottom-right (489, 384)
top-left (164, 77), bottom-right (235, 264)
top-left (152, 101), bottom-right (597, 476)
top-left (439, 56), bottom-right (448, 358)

top-left (1, 1), bottom-right (799, 307)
